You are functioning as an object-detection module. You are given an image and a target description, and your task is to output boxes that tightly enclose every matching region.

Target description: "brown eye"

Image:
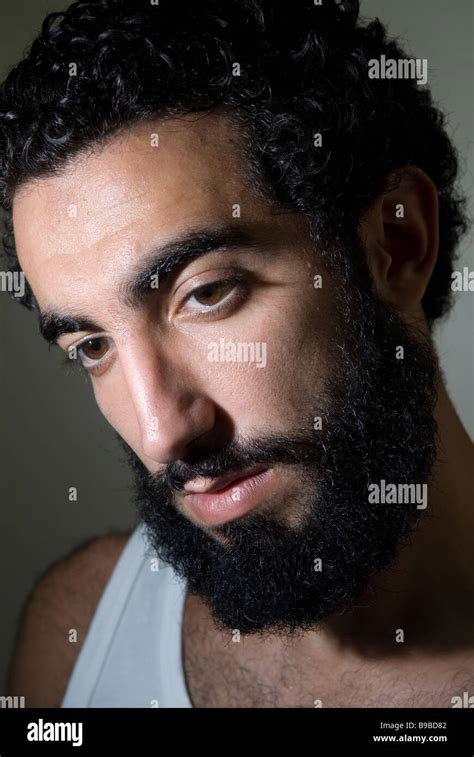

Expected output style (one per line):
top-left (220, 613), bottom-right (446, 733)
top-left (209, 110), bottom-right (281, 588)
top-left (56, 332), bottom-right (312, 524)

top-left (192, 281), bottom-right (234, 306)
top-left (80, 337), bottom-right (109, 361)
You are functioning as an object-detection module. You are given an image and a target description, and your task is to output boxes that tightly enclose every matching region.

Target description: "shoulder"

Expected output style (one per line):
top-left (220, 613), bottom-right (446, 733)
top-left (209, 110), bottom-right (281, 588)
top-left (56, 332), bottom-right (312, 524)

top-left (6, 530), bottom-right (133, 707)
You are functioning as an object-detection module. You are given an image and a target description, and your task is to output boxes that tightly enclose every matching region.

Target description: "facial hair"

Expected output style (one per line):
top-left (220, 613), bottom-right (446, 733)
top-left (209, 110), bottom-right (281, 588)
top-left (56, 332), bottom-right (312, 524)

top-left (122, 244), bottom-right (439, 636)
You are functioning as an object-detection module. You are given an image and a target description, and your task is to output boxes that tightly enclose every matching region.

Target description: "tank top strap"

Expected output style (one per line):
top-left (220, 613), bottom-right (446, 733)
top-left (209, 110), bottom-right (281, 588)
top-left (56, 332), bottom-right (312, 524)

top-left (61, 522), bottom-right (192, 708)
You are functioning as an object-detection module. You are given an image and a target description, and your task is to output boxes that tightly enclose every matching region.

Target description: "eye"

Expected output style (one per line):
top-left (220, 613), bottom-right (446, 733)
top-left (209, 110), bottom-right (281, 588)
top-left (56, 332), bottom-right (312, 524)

top-left (80, 337), bottom-right (109, 361)
top-left (181, 277), bottom-right (246, 315)
top-left (71, 334), bottom-right (113, 371)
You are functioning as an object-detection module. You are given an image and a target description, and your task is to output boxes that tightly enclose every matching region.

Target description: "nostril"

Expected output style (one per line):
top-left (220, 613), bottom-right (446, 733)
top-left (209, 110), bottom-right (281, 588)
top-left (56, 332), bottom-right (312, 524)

top-left (135, 393), bottom-right (218, 466)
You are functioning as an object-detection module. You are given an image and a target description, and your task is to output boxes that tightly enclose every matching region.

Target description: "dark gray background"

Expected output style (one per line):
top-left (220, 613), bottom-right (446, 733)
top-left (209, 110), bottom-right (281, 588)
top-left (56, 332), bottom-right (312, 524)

top-left (0, 0), bottom-right (472, 692)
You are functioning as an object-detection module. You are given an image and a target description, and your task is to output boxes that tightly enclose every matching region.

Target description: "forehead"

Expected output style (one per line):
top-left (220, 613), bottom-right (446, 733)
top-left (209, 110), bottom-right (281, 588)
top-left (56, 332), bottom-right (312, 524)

top-left (12, 112), bottom-right (262, 310)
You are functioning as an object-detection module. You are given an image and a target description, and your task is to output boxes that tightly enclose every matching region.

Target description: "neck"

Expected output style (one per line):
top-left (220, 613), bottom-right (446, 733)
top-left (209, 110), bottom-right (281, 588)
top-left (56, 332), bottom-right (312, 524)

top-left (320, 380), bottom-right (474, 656)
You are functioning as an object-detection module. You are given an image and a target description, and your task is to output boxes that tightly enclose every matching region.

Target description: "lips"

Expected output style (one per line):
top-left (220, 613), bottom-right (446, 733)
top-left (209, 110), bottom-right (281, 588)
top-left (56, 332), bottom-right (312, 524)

top-left (183, 464), bottom-right (269, 494)
top-left (182, 466), bottom-right (275, 526)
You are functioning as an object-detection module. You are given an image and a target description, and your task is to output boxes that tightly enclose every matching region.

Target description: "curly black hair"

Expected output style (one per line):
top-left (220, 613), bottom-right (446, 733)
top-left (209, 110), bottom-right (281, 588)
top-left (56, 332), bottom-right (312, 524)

top-left (0, 0), bottom-right (468, 323)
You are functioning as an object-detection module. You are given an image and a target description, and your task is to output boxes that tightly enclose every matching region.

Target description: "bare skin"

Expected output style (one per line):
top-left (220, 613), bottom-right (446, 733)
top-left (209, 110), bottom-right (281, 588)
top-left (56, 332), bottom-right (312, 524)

top-left (6, 533), bottom-right (131, 707)
top-left (7, 110), bottom-right (473, 707)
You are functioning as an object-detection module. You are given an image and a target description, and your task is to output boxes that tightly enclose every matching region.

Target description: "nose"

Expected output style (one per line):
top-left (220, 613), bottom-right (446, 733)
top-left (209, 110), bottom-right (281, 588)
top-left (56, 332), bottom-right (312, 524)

top-left (120, 339), bottom-right (216, 464)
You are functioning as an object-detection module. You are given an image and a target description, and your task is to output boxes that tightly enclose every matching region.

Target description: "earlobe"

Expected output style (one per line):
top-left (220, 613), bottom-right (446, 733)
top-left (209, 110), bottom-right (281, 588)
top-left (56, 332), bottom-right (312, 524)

top-left (362, 166), bottom-right (439, 315)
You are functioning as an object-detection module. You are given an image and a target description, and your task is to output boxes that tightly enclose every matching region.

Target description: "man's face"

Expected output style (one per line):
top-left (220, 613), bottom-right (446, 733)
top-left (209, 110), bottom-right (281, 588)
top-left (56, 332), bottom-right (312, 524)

top-left (13, 112), bottom-right (437, 634)
top-left (13, 113), bottom-right (335, 527)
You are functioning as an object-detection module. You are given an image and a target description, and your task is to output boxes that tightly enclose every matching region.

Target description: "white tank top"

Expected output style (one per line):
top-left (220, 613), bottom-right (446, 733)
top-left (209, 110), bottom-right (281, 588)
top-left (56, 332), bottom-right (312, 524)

top-left (61, 522), bottom-right (193, 708)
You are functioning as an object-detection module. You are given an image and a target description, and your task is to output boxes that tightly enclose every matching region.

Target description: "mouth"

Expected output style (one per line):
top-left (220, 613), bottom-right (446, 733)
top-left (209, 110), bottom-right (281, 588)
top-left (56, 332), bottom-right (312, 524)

top-left (181, 465), bottom-right (275, 526)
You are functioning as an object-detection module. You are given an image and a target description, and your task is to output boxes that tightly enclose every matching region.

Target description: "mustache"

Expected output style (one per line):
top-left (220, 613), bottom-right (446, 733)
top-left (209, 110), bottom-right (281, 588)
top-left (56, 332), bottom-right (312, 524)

top-left (157, 432), bottom-right (322, 492)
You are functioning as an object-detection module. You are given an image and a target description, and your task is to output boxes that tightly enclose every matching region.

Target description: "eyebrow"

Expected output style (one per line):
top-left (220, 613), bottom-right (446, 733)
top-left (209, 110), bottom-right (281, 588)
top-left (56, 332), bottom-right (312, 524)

top-left (38, 224), bottom-right (259, 344)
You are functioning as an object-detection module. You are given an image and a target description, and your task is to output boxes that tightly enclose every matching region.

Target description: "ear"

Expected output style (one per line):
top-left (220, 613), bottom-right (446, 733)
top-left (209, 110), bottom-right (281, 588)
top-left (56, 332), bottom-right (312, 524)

top-left (360, 166), bottom-right (439, 319)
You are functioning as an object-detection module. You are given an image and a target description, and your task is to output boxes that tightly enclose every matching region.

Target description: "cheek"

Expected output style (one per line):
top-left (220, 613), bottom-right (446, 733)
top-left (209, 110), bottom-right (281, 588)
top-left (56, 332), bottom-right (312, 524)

top-left (248, 326), bottom-right (328, 428)
top-left (91, 375), bottom-right (142, 452)
top-left (198, 299), bottom-right (329, 431)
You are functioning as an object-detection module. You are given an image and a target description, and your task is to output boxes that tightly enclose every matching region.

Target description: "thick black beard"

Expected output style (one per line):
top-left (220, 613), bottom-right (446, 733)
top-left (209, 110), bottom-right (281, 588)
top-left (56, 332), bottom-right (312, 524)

top-left (121, 250), bottom-right (439, 636)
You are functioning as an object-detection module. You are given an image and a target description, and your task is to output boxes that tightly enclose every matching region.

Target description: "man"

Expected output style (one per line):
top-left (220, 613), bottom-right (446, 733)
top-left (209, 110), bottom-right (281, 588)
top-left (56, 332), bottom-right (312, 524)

top-left (2, 0), bottom-right (472, 708)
